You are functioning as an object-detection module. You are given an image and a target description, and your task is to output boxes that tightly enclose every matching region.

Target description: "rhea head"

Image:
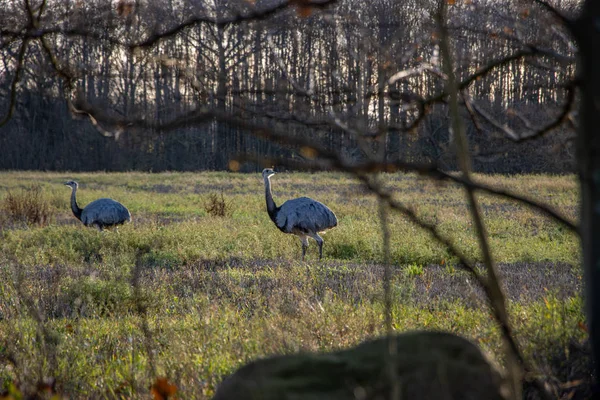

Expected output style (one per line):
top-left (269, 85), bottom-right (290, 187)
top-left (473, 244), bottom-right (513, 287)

top-left (64, 180), bottom-right (78, 189)
top-left (262, 168), bottom-right (275, 179)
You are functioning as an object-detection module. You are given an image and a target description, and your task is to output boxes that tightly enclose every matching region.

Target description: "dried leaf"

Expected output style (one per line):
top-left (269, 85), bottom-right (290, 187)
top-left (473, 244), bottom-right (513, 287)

top-left (151, 377), bottom-right (177, 400)
top-left (577, 321), bottom-right (588, 333)
top-left (291, 0), bottom-right (314, 17)
top-left (446, 0), bottom-right (456, 4)
top-left (296, 5), bottom-right (313, 17)
top-left (502, 26), bottom-right (514, 35)
top-left (228, 160), bottom-right (240, 171)
top-left (300, 146), bottom-right (318, 159)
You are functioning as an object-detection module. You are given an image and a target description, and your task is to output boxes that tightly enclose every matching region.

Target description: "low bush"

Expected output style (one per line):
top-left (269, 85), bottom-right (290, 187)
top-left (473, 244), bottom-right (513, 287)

top-left (2, 185), bottom-right (52, 227)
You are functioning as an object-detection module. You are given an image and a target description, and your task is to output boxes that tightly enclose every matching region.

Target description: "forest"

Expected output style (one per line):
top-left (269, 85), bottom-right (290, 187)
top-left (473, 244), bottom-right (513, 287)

top-left (0, 0), bottom-right (577, 172)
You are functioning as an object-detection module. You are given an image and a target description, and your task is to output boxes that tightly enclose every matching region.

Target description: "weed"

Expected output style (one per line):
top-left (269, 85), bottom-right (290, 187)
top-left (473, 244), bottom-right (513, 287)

top-left (204, 191), bottom-right (232, 218)
top-left (2, 185), bottom-right (52, 227)
top-left (405, 263), bottom-right (424, 277)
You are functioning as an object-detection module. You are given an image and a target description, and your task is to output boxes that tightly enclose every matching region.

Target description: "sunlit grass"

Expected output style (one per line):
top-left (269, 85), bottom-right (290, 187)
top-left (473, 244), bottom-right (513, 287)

top-left (0, 171), bottom-right (584, 398)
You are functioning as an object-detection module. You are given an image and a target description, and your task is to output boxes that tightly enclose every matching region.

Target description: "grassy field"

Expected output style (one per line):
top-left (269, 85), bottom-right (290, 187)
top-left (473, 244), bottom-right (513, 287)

top-left (0, 171), bottom-right (586, 398)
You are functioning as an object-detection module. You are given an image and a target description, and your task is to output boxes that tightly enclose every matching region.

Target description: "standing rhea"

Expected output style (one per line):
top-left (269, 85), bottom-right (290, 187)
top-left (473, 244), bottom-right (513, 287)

top-left (262, 168), bottom-right (337, 260)
top-left (65, 180), bottom-right (131, 231)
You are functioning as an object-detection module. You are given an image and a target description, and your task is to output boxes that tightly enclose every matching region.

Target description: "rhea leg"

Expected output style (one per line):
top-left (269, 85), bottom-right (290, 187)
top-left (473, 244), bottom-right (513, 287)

top-left (310, 233), bottom-right (324, 260)
top-left (300, 236), bottom-right (309, 261)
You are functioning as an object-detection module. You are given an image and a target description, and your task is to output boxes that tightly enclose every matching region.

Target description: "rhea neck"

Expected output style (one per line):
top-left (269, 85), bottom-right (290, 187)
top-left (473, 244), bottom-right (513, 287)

top-left (264, 175), bottom-right (279, 221)
top-left (69, 186), bottom-right (83, 221)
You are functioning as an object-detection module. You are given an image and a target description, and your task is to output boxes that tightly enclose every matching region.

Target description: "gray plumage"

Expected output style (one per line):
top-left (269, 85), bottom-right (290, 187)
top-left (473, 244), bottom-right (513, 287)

top-left (65, 180), bottom-right (131, 230)
top-left (262, 168), bottom-right (337, 260)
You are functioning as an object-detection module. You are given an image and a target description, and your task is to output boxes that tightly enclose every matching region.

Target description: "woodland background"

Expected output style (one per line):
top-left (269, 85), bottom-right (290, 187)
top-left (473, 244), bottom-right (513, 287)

top-left (0, 0), bottom-right (577, 173)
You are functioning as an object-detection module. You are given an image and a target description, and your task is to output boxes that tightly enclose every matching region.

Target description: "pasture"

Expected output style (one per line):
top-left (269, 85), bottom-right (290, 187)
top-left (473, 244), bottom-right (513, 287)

top-left (0, 171), bottom-right (585, 398)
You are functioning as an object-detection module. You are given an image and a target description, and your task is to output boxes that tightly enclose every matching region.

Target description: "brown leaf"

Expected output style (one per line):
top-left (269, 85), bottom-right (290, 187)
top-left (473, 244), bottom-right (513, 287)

top-left (151, 377), bottom-right (177, 400)
top-left (300, 146), bottom-right (318, 159)
top-left (296, 5), bottom-right (313, 17)
top-left (446, 0), bottom-right (456, 4)
top-left (577, 321), bottom-right (588, 333)
top-left (228, 160), bottom-right (240, 171)
top-left (291, 0), bottom-right (314, 17)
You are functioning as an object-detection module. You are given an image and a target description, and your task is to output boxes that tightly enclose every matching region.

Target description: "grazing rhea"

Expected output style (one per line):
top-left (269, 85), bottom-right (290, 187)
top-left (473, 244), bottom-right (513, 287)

top-left (262, 168), bottom-right (337, 260)
top-left (65, 180), bottom-right (131, 231)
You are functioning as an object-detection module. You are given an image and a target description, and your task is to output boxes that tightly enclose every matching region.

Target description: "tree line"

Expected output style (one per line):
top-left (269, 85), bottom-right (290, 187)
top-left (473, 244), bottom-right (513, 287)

top-left (0, 0), bottom-right (578, 172)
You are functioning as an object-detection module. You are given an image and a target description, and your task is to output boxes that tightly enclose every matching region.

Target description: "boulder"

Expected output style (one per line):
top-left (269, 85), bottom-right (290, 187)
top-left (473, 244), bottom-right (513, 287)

top-left (213, 330), bottom-right (506, 400)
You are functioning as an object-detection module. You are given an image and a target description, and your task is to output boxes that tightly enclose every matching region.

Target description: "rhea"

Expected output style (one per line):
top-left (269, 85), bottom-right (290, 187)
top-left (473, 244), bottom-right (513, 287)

top-left (262, 168), bottom-right (337, 260)
top-left (65, 180), bottom-right (131, 231)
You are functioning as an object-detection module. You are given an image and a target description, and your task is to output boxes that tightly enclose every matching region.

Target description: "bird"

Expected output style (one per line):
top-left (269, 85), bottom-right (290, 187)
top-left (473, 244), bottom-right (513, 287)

top-left (64, 180), bottom-right (131, 231)
top-left (262, 168), bottom-right (337, 261)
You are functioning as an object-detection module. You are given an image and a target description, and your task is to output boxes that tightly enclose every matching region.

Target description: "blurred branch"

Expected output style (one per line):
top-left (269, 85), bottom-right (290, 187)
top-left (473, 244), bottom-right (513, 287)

top-left (132, 0), bottom-right (338, 49)
top-left (465, 82), bottom-right (576, 143)
top-left (235, 127), bottom-right (577, 233)
top-left (437, 1), bottom-right (521, 396)
top-left (132, 255), bottom-right (156, 380)
top-left (532, 0), bottom-right (574, 32)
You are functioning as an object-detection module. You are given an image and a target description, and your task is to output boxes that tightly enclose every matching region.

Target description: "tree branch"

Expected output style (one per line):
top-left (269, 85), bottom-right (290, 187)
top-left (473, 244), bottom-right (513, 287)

top-left (132, 0), bottom-right (338, 49)
top-left (0, 38), bottom-right (29, 128)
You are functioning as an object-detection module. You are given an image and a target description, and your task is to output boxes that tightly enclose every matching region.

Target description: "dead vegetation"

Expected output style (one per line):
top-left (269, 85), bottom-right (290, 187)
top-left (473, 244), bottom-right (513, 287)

top-left (1, 185), bottom-right (52, 228)
top-left (204, 191), bottom-right (233, 218)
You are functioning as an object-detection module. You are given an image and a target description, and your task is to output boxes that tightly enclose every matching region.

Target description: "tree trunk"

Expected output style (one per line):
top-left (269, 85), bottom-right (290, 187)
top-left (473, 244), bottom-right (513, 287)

top-left (574, 0), bottom-right (600, 384)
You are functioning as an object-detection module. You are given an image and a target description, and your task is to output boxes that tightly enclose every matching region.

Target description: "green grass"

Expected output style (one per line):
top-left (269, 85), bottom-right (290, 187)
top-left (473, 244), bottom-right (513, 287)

top-left (0, 171), bottom-right (585, 398)
top-left (0, 171), bottom-right (580, 266)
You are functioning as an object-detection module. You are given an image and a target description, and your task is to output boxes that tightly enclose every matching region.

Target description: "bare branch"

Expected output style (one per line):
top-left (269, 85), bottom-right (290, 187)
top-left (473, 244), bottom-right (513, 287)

top-left (532, 0), bottom-right (574, 32)
top-left (132, 0), bottom-right (338, 49)
top-left (437, 2), bottom-right (523, 397)
top-left (0, 38), bottom-right (29, 128)
top-left (465, 83), bottom-right (576, 143)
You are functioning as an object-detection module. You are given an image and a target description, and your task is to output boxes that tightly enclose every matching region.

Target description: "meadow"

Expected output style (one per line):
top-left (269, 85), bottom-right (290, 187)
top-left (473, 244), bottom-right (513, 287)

top-left (0, 171), bottom-right (586, 398)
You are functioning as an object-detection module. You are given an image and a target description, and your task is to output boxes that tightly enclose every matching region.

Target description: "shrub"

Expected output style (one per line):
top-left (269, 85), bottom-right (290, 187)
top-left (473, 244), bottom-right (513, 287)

top-left (2, 185), bottom-right (52, 227)
top-left (204, 191), bottom-right (232, 217)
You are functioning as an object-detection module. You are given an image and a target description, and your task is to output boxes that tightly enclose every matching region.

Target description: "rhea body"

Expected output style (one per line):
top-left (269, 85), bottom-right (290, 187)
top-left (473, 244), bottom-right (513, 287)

top-left (65, 180), bottom-right (131, 230)
top-left (262, 168), bottom-right (337, 260)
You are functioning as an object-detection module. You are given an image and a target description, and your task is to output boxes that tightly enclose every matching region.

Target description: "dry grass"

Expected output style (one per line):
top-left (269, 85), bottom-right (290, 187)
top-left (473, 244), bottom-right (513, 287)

top-left (204, 191), bottom-right (233, 218)
top-left (1, 185), bottom-right (52, 228)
